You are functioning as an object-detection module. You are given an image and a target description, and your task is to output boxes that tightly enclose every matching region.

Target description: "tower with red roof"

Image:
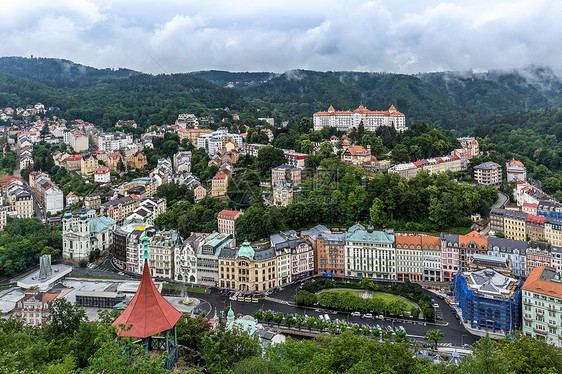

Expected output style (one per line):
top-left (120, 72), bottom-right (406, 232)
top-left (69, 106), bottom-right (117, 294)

top-left (112, 237), bottom-right (181, 369)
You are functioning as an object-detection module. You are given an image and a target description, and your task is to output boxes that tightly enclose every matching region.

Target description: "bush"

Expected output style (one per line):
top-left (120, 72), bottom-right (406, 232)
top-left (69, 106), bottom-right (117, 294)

top-left (79, 259), bottom-right (88, 268)
top-left (295, 290), bottom-right (317, 306)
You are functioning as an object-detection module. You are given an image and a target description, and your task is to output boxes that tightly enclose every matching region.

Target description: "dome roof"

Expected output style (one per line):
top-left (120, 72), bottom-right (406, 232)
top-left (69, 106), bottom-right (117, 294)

top-left (238, 240), bottom-right (255, 259)
top-left (227, 307), bottom-right (235, 319)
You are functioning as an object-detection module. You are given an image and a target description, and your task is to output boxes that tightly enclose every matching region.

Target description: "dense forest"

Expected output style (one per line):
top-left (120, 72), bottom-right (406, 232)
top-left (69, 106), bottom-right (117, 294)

top-left (473, 108), bottom-right (562, 200)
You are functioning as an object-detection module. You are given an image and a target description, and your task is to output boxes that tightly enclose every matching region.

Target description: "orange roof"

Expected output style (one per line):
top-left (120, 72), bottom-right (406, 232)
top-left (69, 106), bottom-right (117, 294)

top-left (389, 104), bottom-right (396, 111)
top-left (507, 160), bottom-right (525, 168)
top-left (523, 203), bottom-right (538, 208)
top-left (328, 105), bottom-right (335, 111)
top-left (112, 260), bottom-right (181, 338)
top-left (459, 231), bottom-right (488, 249)
top-left (343, 145), bottom-right (370, 156)
top-left (395, 235), bottom-right (440, 250)
top-left (212, 173), bottom-right (227, 180)
top-left (218, 209), bottom-right (242, 218)
top-left (522, 266), bottom-right (562, 299)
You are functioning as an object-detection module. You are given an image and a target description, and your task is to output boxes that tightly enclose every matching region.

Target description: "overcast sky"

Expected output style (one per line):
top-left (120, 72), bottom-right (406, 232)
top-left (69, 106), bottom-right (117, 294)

top-left (1, 0), bottom-right (560, 74)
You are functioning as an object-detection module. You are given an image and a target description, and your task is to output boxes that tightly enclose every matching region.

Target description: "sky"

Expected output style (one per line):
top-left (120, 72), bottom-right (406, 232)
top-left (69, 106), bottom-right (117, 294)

top-left (1, 0), bottom-right (561, 74)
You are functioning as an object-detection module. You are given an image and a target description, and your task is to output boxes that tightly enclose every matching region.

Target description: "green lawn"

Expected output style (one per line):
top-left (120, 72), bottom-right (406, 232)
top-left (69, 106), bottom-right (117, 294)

top-left (372, 293), bottom-right (416, 309)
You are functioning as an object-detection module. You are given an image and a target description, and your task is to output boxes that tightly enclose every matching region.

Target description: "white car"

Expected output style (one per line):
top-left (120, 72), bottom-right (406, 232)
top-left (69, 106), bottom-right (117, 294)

top-left (363, 313), bottom-right (373, 319)
top-left (351, 311), bottom-right (361, 317)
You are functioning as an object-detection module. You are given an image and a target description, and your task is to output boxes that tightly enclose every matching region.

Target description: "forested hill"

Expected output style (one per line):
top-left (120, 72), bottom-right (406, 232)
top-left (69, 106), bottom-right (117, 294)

top-left (0, 56), bottom-right (139, 88)
top-left (189, 70), bottom-right (278, 88)
top-left (231, 67), bottom-right (562, 130)
top-left (0, 58), bottom-right (253, 129)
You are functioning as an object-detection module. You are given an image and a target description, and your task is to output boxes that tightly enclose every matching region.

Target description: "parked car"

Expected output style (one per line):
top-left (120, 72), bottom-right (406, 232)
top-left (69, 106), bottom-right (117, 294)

top-left (363, 313), bottom-right (373, 319)
top-left (351, 311), bottom-right (361, 317)
top-left (435, 315), bottom-right (443, 321)
top-left (375, 315), bottom-right (384, 320)
top-left (324, 314), bottom-right (331, 322)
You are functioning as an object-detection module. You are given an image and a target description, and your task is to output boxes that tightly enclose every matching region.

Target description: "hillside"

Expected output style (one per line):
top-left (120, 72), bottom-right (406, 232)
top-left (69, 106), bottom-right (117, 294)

top-left (0, 58), bottom-right (253, 129)
top-left (189, 70), bottom-right (277, 88)
top-left (232, 67), bottom-right (562, 130)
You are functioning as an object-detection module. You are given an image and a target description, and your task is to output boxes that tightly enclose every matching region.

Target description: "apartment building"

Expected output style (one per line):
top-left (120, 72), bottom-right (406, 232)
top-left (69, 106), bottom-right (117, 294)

top-left (175, 234), bottom-right (205, 283)
top-left (522, 266), bottom-right (562, 348)
top-left (526, 242), bottom-right (552, 276)
top-left (506, 160), bottom-right (527, 182)
top-left (218, 241), bottom-right (277, 292)
top-left (487, 237), bottom-right (528, 278)
top-left (315, 232), bottom-right (346, 277)
top-left (345, 224), bottom-right (395, 280)
top-left (6, 181), bottom-right (34, 218)
top-left (146, 230), bottom-right (182, 280)
top-left (14, 287), bottom-right (76, 326)
top-left (546, 218), bottom-right (562, 247)
top-left (313, 105), bottom-right (406, 132)
top-left (489, 208), bottom-right (506, 234)
top-left (272, 182), bottom-right (293, 207)
top-left (130, 151), bottom-right (147, 169)
top-left (270, 230), bottom-right (314, 280)
top-left (100, 196), bottom-right (136, 225)
top-left (474, 161), bottom-right (502, 187)
top-left (441, 233), bottom-right (460, 282)
top-left (503, 210), bottom-right (528, 241)
top-left (211, 173), bottom-right (229, 197)
top-left (196, 232), bottom-right (235, 287)
top-left (271, 165), bottom-right (302, 187)
top-left (178, 128), bottom-right (212, 147)
top-left (217, 209), bottom-right (243, 236)
top-left (395, 235), bottom-right (425, 282)
top-left (527, 214), bottom-right (546, 241)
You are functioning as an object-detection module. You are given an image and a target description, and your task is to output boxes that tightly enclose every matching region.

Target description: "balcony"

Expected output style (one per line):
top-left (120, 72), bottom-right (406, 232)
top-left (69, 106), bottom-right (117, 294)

top-left (523, 301), bottom-right (531, 306)
top-left (537, 312), bottom-right (544, 317)
top-left (524, 317), bottom-right (532, 322)
top-left (548, 324), bottom-right (558, 329)
top-left (534, 329), bottom-right (548, 335)
top-left (548, 307), bottom-right (557, 313)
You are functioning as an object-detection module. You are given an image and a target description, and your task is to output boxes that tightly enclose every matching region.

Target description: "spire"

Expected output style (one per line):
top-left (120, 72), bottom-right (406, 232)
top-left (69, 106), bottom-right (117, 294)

top-left (142, 236), bottom-right (150, 260)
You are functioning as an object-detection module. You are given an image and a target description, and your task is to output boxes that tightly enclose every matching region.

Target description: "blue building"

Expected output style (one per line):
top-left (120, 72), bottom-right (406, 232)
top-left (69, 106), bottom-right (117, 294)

top-left (454, 268), bottom-right (522, 335)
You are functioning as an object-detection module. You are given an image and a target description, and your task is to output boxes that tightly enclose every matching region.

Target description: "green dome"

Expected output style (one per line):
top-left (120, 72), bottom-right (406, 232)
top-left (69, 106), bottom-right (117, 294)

top-left (238, 240), bottom-right (255, 259)
top-left (227, 307), bottom-right (234, 319)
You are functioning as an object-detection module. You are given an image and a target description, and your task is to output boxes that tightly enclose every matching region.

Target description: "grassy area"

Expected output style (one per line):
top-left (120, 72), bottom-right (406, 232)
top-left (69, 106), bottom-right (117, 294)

top-left (372, 293), bottom-right (416, 309)
top-left (16, 267), bottom-right (39, 279)
top-left (163, 284), bottom-right (210, 294)
top-left (318, 289), bottom-right (360, 296)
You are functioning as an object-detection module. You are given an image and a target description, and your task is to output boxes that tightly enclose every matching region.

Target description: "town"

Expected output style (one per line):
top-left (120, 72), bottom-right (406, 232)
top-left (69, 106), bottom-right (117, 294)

top-left (0, 99), bottom-right (561, 369)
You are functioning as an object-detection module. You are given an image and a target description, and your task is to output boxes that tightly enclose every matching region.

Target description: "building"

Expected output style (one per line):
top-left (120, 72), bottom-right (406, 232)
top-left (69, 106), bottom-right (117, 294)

top-left (218, 241), bottom-right (277, 292)
top-left (454, 268), bottom-right (522, 335)
top-left (313, 105), bottom-right (407, 133)
top-left (94, 166), bottom-right (110, 183)
top-left (178, 128), bottom-right (212, 147)
top-left (270, 230), bottom-right (314, 281)
top-left (522, 203), bottom-right (538, 215)
top-left (340, 145), bottom-right (372, 167)
top-left (521, 266), bottom-right (562, 347)
top-left (14, 286), bottom-right (76, 326)
top-left (345, 224), bottom-right (395, 280)
top-left (458, 231), bottom-right (489, 271)
top-left (272, 182), bottom-right (293, 207)
top-left (284, 151), bottom-right (308, 169)
top-left (271, 165), bottom-right (301, 187)
top-left (487, 237), bottom-right (528, 278)
top-left (130, 151), bottom-right (147, 169)
top-left (526, 241), bottom-right (552, 276)
top-left (107, 152), bottom-right (126, 172)
top-left (84, 194), bottom-right (101, 210)
top-left (5, 181), bottom-right (34, 218)
top-left (196, 232), bottom-right (235, 287)
top-left (467, 254), bottom-right (513, 277)
top-left (100, 196), bottom-right (136, 225)
top-left (193, 184), bottom-right (207, 202)
top-left (506, 160), bottom-right (526, 182)
top-left (457, 137), bottom-right (480, 160)
top-left (474, 161), bottom-right (502, 187)
top-left (70, 131), bottom-right (88, 152)
top-left (388, 154), bottom-right (462, 180)
top-left (217, 210), bottom-right (243, 236)
top-left (526, 214), bottom-right (546, 241)
top-left (315, 232), bottom-right (346, 277)
top-left (489, 208), bottom-right (506, 234)
top-left (441, 233), bottom-right (460, 282)
top-left (29, 172), bottom-right (63, 215)
top-left (122, 177), bottom-right (157, 197)
top-left (147, 230), bottom-right (182, 280)
top-left (197, 129), bottom-right (243, 155)
top-left (62, 210), bottom-right (117, 261)
top-left (395, 235), bottom-right (424, 282)
top-left (81, 153), bottom-right (99, 176)
top-left (175, 234), bottom-right (203, 283)
top-left (173, 151), bottom-right (191, 172)
top-left (211, 173), bottom-right (229, 197)
top-left (503, 210), bottom-right (528, 241)
top-left (545, 217), bottom-right (562, 247)
top-left (63, 154), bottom-right (82, 171)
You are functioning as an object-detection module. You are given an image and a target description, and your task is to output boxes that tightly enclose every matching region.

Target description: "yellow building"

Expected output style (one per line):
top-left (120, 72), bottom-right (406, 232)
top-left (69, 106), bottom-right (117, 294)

top-left (80, 154), bottom-right (99, 176)
top-left (545, 218), bottom-right (562, 247)
top-left (218, 241), bottom-right (277, 292)
top-left (211, 173), bottom-right (229, 197)
top-left (107, 152), bottom-right (125, 172)
top-left (503, 210), bottom-right (528, 241)
top-left (130, 151), bottom-right (147, 169)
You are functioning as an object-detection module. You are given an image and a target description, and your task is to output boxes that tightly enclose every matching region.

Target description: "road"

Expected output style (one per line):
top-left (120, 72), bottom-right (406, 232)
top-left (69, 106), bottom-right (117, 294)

top-left (184, 284), bottom-right (479, 347)
top-left (491, 191), bottom-right (509, 209)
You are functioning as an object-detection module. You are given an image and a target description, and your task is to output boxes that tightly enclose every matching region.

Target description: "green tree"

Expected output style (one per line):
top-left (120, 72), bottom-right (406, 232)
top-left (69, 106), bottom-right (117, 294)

top-left (273, 312), bottom-right (284, 326)
top-left (306, 317), bottom-right (316, 331)
top-left (460, 334), bottom-right (508, 374)
top-left (424, 329), bottom-right (444, 350)
top-left (300, 139), bottom-right (313, 154)
top-left (257, 145), bottom-right (286, 175)
top-left (253, 310), bottom-right (263, 321)
top-left (47, 299), bottom-right (86, 339)
top-left (284, 314), bottom-right (294, 328)
top-left (369, 197), bottom-right (387, 227)
top-left (394, 330), bottom-right (408, 343)
top-left (264, 310), bottom-right (274, 324)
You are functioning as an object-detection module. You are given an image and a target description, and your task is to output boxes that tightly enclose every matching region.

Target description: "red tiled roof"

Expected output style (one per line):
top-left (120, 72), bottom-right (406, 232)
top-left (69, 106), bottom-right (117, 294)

top-left (218, 209), bottom-right (241, 218)
top-left (212, 173), bottom-right (227, 180)
top-left (522, 266), bottom-right (562, 299)
top-left (523, 203), bottom-right (538, 208)
top-left (112, 260), bottom-right (181, 338)
top-left (94, 167), bottom-right (110, 174)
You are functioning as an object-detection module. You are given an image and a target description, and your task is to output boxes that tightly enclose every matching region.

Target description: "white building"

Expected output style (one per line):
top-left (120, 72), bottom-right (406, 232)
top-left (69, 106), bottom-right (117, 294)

top-left (270, 230), bottom-right (314, 281)
top-left (345, 224), bottom-right (396, 280)
top-left (313, 105), bottom-right (407, 133)
top-left (197, 128), bottom-right (243, 155)
top-left (62, 211), bottom-right (117, 261)
top-left (94, 166), bottom-right (111, 183)
top-left (175, 234), bottom-right (201, 283)
top-left (506, 160), bottom-right (527, 182)
top-left (173, 151), bottom-right (192, 172)
top-left (522, 266), bottom-right (562, 348)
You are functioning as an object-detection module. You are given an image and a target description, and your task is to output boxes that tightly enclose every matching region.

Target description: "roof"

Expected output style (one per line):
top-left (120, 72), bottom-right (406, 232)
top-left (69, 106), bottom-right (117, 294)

top-left (218, 209), bottom-right (242, 219)
top-left (94, 166), bottom-right (110, 174)
top-left (212, 173), bottom-right (227, 180)
top-left (89, 216), bottom-right (116, 233)
top-left (522, 266), bottom-right (562, 299)
top-left (474, 161), bottom-right (501, 170)
top-left (238, 240), bottom-right (255, 258)
top-left (112, 260), bottom-right (181, 338)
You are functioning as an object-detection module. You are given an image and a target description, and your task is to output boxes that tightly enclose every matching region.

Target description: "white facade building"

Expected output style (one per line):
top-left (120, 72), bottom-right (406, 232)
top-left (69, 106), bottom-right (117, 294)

top-left (313, 105), bottom-right (407, 133)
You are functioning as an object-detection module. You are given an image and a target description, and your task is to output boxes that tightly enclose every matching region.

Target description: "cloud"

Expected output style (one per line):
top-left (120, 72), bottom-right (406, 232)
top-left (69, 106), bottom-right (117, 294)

top-left (0, 0), bottom-right (561, 74)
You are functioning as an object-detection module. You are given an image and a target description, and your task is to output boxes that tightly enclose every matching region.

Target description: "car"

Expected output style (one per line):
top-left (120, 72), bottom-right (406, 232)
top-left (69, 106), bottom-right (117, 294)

top-left (375, 315), bottom-right (384, 320)
top-left (376, 324), bottom-right (382, 331)
top-left (324, 314), bottom-right (330, 322)
top-left (351, 311), bottom-right (361, 317)
top-left (387, 326), bottom-right (394, 332)
top-left (363, 313), bottom-right (373, 319)
top-left (455, 314), bottom-right (460, 320)
top-left (438, 295), bottom-right (444, 300)
top-left (435, 315), bottom-right (443, 321)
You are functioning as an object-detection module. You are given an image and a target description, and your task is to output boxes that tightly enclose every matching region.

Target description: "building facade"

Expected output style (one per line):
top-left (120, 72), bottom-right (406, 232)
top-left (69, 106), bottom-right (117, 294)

top-left (313, 105), bottom-right (406, 133)
top-left (217, 209), bottom-right (243, 236)
top-left (345, 224), bottom-right (395, 280)
top-left (474, 161), bottom-right (502, 187)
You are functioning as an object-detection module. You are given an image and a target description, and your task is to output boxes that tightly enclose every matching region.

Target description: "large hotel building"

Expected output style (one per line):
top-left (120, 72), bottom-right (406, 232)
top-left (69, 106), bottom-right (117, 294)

top-left (313, 105), bottom-right (407, 133)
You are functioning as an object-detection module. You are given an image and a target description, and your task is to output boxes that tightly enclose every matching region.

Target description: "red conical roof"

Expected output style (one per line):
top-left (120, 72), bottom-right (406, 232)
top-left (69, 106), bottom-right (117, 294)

top-left (112, 260), bottom-right (181, 338)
